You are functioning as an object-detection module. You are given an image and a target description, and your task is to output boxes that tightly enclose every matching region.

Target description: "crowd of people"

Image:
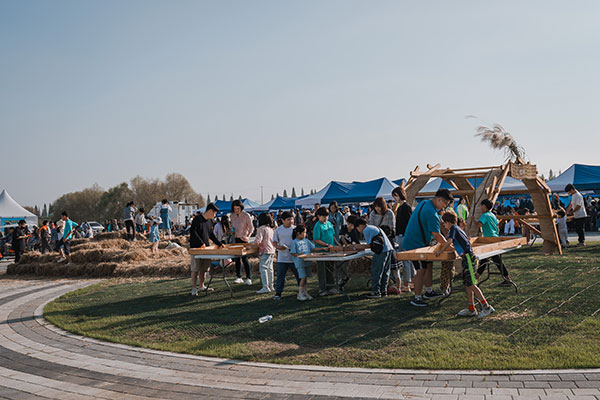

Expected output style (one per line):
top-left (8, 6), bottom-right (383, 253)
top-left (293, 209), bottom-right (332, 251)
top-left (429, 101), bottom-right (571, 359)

top-left (1, 184), bottom-right (596, 317)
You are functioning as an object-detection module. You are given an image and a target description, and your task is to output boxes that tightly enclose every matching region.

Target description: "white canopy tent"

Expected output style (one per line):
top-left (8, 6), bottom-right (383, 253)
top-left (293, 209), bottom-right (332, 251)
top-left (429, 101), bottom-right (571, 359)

top-left (0, 189), bottom-right (38, 227)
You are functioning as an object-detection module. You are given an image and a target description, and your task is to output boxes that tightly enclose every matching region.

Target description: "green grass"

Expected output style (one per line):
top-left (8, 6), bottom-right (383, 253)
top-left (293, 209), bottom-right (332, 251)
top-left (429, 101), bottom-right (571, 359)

top-left (44, 243), bottom-right (600, 370)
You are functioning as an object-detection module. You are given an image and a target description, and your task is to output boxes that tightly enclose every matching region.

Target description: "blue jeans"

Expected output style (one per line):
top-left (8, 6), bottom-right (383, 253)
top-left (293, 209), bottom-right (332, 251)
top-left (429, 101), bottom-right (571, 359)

top-left (275, 262), bottom-right (300, 295)
top-left (371, 250), bottom-right (392, 295)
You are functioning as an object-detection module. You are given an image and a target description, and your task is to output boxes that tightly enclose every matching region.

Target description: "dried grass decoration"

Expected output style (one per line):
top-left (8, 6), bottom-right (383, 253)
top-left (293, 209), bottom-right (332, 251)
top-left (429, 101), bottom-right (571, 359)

top-left (467, 116), bottom-right (525, 161)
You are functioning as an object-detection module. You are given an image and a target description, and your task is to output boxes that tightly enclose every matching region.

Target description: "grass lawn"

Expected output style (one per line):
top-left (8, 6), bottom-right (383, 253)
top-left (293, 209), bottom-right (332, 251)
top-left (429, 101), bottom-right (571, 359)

top-left (44, 243), bottom-right (600, 370)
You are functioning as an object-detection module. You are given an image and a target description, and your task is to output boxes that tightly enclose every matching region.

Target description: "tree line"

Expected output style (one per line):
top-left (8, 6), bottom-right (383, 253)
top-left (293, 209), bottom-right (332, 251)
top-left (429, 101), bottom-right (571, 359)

top-left (43, 173), bottom-right (205, 223)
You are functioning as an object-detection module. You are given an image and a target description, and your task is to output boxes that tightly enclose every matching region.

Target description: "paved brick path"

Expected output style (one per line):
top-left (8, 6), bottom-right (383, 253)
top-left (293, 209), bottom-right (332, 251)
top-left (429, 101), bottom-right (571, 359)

top-left (0, 279), bottom-right (598, 399)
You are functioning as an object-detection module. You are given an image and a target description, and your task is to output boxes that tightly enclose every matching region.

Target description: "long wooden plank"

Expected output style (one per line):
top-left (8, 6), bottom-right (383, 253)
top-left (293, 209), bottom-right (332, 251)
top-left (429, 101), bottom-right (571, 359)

top-left (395, 236), bottom-right (526, 261)
top-left (519, 219), bottom-right (542, 237)
top-left (189, 243), bottom-right (258, 256)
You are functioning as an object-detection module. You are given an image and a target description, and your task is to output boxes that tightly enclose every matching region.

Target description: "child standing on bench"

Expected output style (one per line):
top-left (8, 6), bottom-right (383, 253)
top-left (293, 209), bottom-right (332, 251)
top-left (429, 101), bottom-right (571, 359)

top-left (435, 212), bottom-right (495, 319)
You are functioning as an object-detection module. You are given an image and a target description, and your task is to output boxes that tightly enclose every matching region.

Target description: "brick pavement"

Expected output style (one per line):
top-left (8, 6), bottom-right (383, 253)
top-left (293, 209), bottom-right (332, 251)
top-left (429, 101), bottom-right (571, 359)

top-left (0, 279), bottom-right (598, 399)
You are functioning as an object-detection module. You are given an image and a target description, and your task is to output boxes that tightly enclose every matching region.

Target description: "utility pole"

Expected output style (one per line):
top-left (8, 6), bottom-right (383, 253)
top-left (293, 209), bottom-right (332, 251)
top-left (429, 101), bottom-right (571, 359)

top-left (261, 186), bottom-right (264, 204)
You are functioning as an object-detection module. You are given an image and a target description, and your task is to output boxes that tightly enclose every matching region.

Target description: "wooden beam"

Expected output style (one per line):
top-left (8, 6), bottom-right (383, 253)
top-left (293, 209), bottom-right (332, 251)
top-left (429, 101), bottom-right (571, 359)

top-left (520, 219), bottom-right (542, 237)
top-left (497, 214), bottom-right (556, 220)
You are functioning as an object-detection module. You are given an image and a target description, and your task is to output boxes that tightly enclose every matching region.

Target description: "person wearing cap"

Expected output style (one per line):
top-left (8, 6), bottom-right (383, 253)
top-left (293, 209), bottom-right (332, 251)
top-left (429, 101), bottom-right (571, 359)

top-left (149, 217), bottom-right (161, 254)
top-left (189, 203), bottom-right (224, 296)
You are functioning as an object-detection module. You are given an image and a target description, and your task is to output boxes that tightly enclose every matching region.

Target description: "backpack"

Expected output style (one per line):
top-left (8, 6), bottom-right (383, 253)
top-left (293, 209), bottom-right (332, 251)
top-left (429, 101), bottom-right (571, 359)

top-left (370, 228), bottom-right (385, 254)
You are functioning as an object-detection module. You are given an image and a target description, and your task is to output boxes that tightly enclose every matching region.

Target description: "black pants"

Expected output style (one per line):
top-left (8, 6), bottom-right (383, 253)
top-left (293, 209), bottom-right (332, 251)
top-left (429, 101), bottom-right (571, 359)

top-left (13, 245), bottom-right (23, 263)
top-left (234, 238), bottom-right (251, 279)
top-left (574, 217), bottom-right (586, 244)
top-left (125, 220), bottom-right (136, 240)
top-left (477, 254), bottom-right (509, 279)
top-left (40, 239), bottom-right (52, 254)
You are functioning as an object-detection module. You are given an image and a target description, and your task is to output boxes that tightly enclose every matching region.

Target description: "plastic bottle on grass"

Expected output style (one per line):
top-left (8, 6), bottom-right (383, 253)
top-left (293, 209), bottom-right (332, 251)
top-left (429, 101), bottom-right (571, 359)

top-left (258, 315), bottom-right (272, 323)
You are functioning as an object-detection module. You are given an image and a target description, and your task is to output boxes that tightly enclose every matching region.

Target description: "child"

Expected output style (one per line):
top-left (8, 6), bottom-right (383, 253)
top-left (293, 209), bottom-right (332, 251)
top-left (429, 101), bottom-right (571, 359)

top-left (312, 206), bottom-right (338, 296)
top-left (254, 213), bottom-right (275, 294)
top-left (149, 217), bottom-right (161, 254)
top-left (556, 208), bottom-right (568, 247)
top-left (290, 226), bottom-right (315, 301)
top-left (435, 212), bottom-right (495, 318)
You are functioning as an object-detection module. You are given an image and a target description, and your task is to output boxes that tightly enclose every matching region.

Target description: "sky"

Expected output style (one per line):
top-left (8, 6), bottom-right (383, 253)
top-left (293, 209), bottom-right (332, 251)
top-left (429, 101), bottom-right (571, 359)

top-left (2, 0), bottom-right (600, 207)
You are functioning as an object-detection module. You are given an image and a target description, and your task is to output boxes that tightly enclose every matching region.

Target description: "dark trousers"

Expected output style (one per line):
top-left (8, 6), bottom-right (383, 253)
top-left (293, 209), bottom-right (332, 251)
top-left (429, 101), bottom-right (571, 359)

top-left (13, 245), bottom-right (23, 263)
top-left (477, 254), bottom-right (509, 279)
top-left (275, 262), bottom-right (300, 295)
top-left (40, 239), bottom-right (51, 254)
top-left (574, 217), bottom-right (586, 244)
top-left (125, 220), bottom-right (136, 240)
top-left (371, 250), bottom-right (392, 295)
top-left (234, 238), bottom-right (251, 279)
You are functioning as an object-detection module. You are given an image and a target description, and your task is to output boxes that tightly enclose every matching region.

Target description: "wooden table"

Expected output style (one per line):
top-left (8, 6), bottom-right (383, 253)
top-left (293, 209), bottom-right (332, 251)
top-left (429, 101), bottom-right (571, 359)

top-left (189, 244), bottom-right (259, 297)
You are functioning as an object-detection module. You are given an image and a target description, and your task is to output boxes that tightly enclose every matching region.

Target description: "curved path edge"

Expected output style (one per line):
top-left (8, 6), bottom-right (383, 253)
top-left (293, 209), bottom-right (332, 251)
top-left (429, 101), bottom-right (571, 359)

top-left (0, 279), bottom-right (598, 399)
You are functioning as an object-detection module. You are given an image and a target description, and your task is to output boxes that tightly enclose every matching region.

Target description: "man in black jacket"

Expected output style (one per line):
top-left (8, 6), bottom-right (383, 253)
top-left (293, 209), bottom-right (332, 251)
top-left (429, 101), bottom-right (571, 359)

top-left (189, 203), bottom-right (224, 295)
top-left (12, 220), bottom-right (29, 263)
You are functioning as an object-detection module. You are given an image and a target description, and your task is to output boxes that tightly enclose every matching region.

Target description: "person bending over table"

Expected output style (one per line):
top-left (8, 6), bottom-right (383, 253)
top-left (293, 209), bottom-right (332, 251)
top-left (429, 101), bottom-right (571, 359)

top-left (189, 203), bottom-right (224, 296)
top-left (354, 218), bottom-right (394, 298)
top-left (403, 189), bottom-right (454, 307)
top-left (476, 199), bottom-right (512, 285)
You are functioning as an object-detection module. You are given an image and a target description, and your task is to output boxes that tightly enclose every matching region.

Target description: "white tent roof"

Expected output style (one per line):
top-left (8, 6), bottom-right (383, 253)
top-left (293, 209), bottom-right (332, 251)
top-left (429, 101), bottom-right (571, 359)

top-left (0, 189), bottom-right (38, 226)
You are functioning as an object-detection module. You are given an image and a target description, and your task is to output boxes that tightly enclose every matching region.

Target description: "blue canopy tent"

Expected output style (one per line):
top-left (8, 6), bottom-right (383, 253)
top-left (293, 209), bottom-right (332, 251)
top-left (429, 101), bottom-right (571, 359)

top-left (547, 164), bottom-right (600, 192)
top-left (254, 196), bottom-right (298, 212)
top-left (195, 198), bottom-right (260, 214)
top-left (296, 178), bottom-right (399, 208)
top-left (417, 176), bottom-right (526, 197)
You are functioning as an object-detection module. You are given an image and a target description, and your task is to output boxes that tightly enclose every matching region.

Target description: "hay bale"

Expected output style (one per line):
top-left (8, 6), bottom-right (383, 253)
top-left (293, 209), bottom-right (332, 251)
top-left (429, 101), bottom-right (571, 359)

top-left (70, 238), bottom-right (89, 246)
top-left (98, 239), bottom-right (130, 250)
top-left (121, 249), bottom-right (149, 262)
top-left (94, 232), bottom-right (127, 241)
top-left (19, 251), bottom-right (42, 264)
top-left (70, 249), bottom-right (105, 264)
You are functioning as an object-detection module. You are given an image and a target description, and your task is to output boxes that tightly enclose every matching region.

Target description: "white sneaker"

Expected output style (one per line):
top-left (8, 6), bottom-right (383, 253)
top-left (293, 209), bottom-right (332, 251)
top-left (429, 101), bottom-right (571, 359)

top-left (268, 286), bottom-right (275, 292)
top-left (245, 278), bottom-right (252, 285)
top-left (191, 288), bottom-right (198, 296)
top-left (297, 292), bottom-right (308, 301)
top-left (233, 278), bottom-right (244, 284)
top-left (478, 306), bottom-right (495, 319)
top-left (304, 292), bottom-right (313, 300)
top-left (457, 308), bottom-right (478, 317)
top-left (256, 287), bottom-right (271, 294)
top-left (57, 257), bottom-right (66, 263)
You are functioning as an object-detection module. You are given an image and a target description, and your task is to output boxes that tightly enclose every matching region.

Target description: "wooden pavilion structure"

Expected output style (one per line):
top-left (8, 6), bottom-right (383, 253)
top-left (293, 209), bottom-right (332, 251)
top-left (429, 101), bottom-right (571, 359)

top-left (402, 158), bottom-right (562, 255)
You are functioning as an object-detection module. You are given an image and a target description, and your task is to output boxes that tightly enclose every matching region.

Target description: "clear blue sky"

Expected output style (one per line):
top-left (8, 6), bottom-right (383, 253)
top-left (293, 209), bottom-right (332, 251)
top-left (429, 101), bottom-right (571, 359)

top-left (2, 0), bottom-right (599, 207)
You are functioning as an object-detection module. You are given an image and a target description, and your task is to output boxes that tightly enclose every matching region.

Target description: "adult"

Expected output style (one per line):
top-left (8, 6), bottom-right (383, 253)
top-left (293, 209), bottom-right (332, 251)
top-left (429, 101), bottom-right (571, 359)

top-left (123, 201), bottom-right (136, 240)
top-left (403, 189), bottom-right (454, 307)
top-left (328, 201), bottom-right (345, 243)
top-left (476, 199), bottom-right (511, 284)
top-left (305, 203), bottom-right (321, 240)
top-left (39, 220), bottom-right (52, 254)
top-left (355, 217), bottom-right (394, 298)
top-left (230, 199), bottom-right (254, 285)
top-left (455, 197), bottom-right (469, 221)
top-left (392, 187), bottom-right (415, 292)
top-left (159, 199), bottom-right (173, 240)
top-left (565, 183), bottom-right (587, 246)
top-left (189, 203), bottom-right (223, 295)
top-left (369, 197), bottom-right (395, 237)
top-left (273, 211), bottom-right (300, 300)
top-left (60, 211), bottom-right (78, 265)
top-left (12, 220), bottom-right (28, 263)
top-left (312, 206), bottom-right (338, 296)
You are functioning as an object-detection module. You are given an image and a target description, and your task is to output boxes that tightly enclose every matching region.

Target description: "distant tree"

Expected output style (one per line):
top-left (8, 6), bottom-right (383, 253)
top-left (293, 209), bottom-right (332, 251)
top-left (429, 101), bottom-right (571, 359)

top-left (301, 188), bottom-right (305, 196)
top-left (291, 187), bottom-right (297, 197)
top-left (238, 195), bottom-right (242, 200)
top-left (558, 170), bottom-right (562, 175)
top-left (230, 195), bottom-right (234, 201)
top-left (34, 205), bottom-right (40, 216)
top-left (163, 172), bottom-right (203, 205)
top-left (549, 169), bottom-right (554, 180)
top-left (271, 194), bottom-right (275, 200)
top-left (207, 194), bottom-right (211, 203)
top-left (283, 189), bottom-right (288, 198)
top-left (51, 184), bottom-right (105, 222)
top-left (24, 206), bottom-right (39, 216)
top-left (98, 183), bottom-right (133, 221)
top-left (42, 204), bottom-right (47, 217)
top-left (540, 174), bottom-right (545, 180)
top-left (222, 194), bottom-right (226, 201)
